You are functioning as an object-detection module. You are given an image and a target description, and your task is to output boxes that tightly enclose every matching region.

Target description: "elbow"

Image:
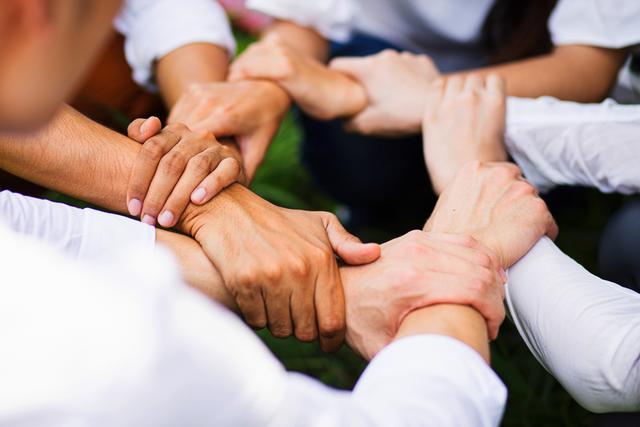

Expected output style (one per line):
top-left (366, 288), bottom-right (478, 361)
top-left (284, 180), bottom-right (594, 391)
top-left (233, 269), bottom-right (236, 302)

top-left (569, 350), bottom-right (640, 413)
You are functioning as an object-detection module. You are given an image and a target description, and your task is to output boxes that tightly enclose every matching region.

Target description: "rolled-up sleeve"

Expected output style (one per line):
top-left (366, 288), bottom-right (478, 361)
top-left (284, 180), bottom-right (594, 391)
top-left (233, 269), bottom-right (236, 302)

top-left (114, 0), bottom-right (236, 90)
top-left (247, 0), bottom-right (355, 42)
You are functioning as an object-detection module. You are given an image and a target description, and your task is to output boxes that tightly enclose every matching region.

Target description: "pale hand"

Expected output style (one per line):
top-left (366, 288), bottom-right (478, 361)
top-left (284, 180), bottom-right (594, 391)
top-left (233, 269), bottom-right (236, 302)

top-left (330, 50), bottom-right (441, 136)
top-left (341, 230), bottom-right (505, 360)
top-left (423, 74), bottom-right (508, 194)
top-left (425, 161), bottom-right (558, 269)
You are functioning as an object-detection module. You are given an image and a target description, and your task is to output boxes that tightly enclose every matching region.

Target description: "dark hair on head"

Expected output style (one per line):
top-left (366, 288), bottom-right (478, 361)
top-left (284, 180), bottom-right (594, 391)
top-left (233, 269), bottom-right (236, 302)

top-left (483, 0), bottom-right (558, 64)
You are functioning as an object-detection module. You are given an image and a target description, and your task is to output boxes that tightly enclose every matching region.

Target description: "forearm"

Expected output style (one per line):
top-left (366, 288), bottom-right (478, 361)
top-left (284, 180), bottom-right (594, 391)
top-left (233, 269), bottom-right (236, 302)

top-left (507, 237), bottom-right (640, 412)
top-left (452, 46), bottom-right (627, 102)
top-left (395, 305), bottom-right (490, 363)
top-left (157, 43), bottom-right (229, 108)
top-left (0, 105), bottom-right (136, 214)
top-left (155, 229), bottom-right (237, 310)
top-left (262, 20), bottom-right (330, 62)
top-left (505, 98), bottom-right (640, 194)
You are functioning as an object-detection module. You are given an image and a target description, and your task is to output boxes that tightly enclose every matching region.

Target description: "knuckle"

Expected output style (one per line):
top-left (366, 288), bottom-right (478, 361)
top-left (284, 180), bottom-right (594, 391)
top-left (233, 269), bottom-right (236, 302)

top-left (290, 257), bottom-right (311, 278)
top-left (270, 323), bottom-right (293, 338)
top-left (320, 315), bottom-right (344, 337)
top-left (160, 151), bottom-right (188, 175)
top-left (295, 327), bottom-right (317, 343)
top-left (263, 264), bottom-right (284, 283)
top-left (141, 137), bottom-right (167, 161)
top-left (165, 122), bottom-right (189, 134)
top-left (187, 154), bottom-right (211, 175)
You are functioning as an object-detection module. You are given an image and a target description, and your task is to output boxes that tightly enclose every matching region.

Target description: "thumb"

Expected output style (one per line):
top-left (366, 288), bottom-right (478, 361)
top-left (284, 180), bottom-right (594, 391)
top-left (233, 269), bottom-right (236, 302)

top-left (329, 57), bottom-right (367, 79)
top-left (127, 116), bottom-right (162, 143)
top-left (322, 213), bottom-right (381, 265)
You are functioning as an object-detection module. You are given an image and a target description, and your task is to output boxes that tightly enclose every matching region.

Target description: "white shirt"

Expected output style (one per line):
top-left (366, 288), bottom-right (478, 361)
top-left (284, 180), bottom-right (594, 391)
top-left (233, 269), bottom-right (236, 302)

top-left (0, 216), bottom-right (507, 426)
top-left (505, 97), bottom-right (640, 194)
top-left (114, 0), bottom-right (236, 89)
top-left (0, 190), bottom-right (155, 261)
top-left (507, 238), bottom-right (640, 413)
top-left (249, 0), bottom-right (640, 70)
top-left (504, 98), bottom-right (640, 411)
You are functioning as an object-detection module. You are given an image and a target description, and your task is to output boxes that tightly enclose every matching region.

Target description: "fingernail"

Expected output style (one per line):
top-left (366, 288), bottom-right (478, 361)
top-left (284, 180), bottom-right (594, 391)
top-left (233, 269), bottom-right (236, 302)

top-left (140, 117), bottom-right (155, 135)
top-left (141, 215), bottom-right (156, 226)
top-left (128, 198), bottom-right (142, 216)
top-left (191, 187), bottom-right (207, 204)
top-left (158, 211), bottom-right (174, 227)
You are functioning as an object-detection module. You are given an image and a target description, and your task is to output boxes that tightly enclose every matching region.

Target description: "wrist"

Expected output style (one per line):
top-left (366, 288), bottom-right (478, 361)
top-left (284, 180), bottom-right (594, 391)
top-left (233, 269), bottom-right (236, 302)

top-left (396, 304), bottom-right (489, 362)
top-left (177, 183), bottom-right (246, 238)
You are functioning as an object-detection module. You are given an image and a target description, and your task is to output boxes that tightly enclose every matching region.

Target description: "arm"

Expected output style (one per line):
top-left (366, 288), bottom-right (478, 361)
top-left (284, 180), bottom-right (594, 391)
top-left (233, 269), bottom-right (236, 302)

top-left (505, 98), bottom-right (640, 194)
top-left (0, 188), bottom-right (235, 309)
top-left (114, 0), bottom-right (235, 96)
top-left (507, 237), bottom-right (640, 412)
top-left (453, 45), bottom-right (628, 102)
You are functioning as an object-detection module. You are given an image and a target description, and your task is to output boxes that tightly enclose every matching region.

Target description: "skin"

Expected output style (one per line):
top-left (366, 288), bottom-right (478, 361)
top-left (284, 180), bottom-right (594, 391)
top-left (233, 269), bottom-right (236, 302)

top-left (422, 74), bottom-right (508, 194)
top-left (232, 22), bottom-right (628, 141)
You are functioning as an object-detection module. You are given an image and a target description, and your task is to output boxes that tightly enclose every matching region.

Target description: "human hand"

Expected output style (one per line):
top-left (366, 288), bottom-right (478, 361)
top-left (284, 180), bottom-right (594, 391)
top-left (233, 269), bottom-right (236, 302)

top-left (178, 184), bottom-right (381, 352)
top-left (168, 80), bottom-right (290, 181)
top-left (126, 118), bottom-right (247, 228)
top-left (425, 162), bottom-right (558, 268)
top-left (329, 49), bottom-right (441, 136)
top-left (228, 34), bottom-right (367, 120)
top-left (341, 231), bottom-right (505, 360)
top-left (423, 74), bottom-right (508, 194)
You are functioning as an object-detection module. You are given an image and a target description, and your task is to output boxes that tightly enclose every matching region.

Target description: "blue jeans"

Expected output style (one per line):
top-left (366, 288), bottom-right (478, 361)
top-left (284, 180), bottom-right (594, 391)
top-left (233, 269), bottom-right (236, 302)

top-left (300, 33), bottom-right (436, 236)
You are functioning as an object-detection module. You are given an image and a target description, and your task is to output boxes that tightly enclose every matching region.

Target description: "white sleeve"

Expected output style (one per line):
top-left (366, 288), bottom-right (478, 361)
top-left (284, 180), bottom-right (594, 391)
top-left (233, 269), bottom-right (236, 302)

top-left (114, 0), bottom-right (236, 90)
top-left (246, 0), bottom-right (355, 42)
top-left (505, 97), bottom-right (640, 194)
top-left (549, 0), bottom-right (640, 48)
top-left (506, 237), bottom-right (640, 413)
top-left (0, 190), bottom-right (155, 262)
top-left (0, 223), bottom-right (506, 426)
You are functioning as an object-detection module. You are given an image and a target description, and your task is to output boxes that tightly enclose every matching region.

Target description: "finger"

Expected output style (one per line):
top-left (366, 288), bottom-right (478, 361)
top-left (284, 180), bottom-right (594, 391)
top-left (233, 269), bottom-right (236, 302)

top-left (127, 116), bottom-right (162, 143)
top-left (443, 75), bottom-right (464, 100)
top-left (328, 57), bottom-right (367, 79)
top-left (546, 212), bottom-right (560, 241)
top-left (237, 132), bottom-right (270, 183)
top-left (264, 287), bottom-right (294, 338)
top-left (127, 129), bottom-right (182, 218)
top-left (157, 153), bottom-right (229, 228)
top-left (314, 261), bottom-right (346, 352)
top-left (141, 138), bottom-right (212, 225)
top-left (235, 285), bottom-right (268, 329)
top-left (290, 283), bottom-right (318, 342)
top-left (190, 157), bottom-right (242, 205)
top-left (485, 74), bottom-right (506, 97)
top-left (463, 74), bottom-right (483, 95)
top-left (322, 213), bottom-right (380, 264)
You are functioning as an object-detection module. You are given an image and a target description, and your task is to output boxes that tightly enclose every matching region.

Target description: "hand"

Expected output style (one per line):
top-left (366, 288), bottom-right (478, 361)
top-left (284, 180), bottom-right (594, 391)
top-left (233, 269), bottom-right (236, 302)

top-left (425, 161), bottom-right (559, 268)
top-left (126, 118), bottom-right (247, 228)
top-left (168, 80), bottom-right (290, 181)
top-left (329, 50), bottom-right (441, 136)
top-left (341, 231), bottom-right (505, 360)
top-left (178, 184), bottom-right (381, 352)
top-left (228, 34), bottom-right (367, 121)
top-left (423, 74), bottom-right (508, 194)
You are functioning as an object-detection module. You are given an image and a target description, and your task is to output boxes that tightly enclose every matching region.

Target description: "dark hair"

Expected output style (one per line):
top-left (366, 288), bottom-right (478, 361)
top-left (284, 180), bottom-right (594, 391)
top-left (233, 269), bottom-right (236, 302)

top-left (482, 0), bottom-right (559, 64)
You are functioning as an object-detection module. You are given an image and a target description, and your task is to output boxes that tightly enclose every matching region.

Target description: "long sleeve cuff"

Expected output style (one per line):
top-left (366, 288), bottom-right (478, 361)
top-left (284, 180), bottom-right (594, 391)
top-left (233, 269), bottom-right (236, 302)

top-left (354, 334), bottom-right (507, 426)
